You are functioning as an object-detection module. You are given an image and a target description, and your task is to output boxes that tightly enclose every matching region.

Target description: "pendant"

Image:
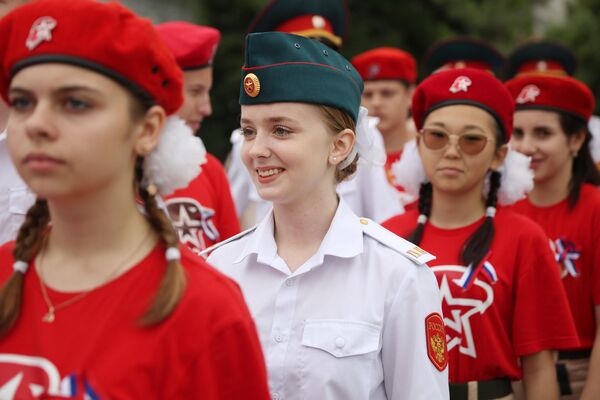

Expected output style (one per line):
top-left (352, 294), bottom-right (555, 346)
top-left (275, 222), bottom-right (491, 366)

top-left (42, 307), bottom-right (55, 323)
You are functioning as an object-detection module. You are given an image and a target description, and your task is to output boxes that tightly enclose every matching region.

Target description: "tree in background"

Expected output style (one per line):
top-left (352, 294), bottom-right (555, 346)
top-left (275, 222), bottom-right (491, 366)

top-left (125, 0), bottom-right (597, 159)
top-left (545, 0), bottom-right (600, 113)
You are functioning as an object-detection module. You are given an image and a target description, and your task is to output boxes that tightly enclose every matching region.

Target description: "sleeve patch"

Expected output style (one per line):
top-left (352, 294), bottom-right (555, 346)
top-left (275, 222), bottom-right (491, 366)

top-left (425, 313), bottom-right (448, 371)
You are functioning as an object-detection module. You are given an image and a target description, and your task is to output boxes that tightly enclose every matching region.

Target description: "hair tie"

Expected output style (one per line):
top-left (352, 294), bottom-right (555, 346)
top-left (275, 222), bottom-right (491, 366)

top-left (165, 247), bottom-right (181, 262)
top-left (417, 214), bottom-right (428, 224)
top-left (13, 260), bottom-right (29, 274)
top-left (485, 207), bottom-right (497, 218)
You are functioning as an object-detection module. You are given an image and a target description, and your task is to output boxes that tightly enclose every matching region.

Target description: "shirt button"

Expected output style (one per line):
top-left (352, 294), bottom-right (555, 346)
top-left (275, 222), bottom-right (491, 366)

top-left (285, 279), bottom-right (295, 286)
top-left (274, 334), bottom-right (283, 343)
top-left (335, 337), bottom-right (346, 348)
top-left (272, 394), bottom-right (281, 400)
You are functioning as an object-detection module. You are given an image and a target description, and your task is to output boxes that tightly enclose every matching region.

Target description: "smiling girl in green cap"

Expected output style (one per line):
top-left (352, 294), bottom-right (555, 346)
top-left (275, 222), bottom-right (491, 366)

top-left (206, 31), bottom-right (449, 399)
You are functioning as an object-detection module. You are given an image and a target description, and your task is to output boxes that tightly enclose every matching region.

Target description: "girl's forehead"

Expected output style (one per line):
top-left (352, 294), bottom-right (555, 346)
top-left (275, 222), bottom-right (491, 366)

top-left (425, 104), bottom-right (494, 128)
top-left (10, 63), bottom-right (121, 94)
top-left (241, 103), bottom-right (320, 121)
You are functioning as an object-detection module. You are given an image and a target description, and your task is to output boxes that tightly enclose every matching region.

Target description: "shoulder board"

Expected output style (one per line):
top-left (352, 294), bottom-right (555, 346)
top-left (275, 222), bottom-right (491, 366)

top-left (198, 226), bottom-right (257, 258)
top-left (359, 217), bottom-right (435, 265)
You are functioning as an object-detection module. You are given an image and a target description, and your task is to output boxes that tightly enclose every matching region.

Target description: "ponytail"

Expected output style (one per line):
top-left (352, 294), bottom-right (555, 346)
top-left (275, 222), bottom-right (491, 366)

top-left (0, 199), bottom-right (50, 336)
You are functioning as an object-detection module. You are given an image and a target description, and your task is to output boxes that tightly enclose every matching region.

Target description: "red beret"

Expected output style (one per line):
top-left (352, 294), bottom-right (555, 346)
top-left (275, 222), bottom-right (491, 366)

top-left (0, 0), bottom-right (183, 115)
top-left (155, 22), bottom-right (221, 70)
top-left (505, 75), bottom-right (594, 121)
top-left (351, 47), bottom-right (417, 83)
top-left (412, 68), bottom-right (515, 142)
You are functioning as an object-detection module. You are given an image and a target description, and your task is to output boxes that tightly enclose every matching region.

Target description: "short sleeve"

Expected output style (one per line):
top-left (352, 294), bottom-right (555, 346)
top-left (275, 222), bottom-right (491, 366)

top-left (382, 263), bottom-right (449, 399)
top-left (180, 281), bottom-right (270, 400)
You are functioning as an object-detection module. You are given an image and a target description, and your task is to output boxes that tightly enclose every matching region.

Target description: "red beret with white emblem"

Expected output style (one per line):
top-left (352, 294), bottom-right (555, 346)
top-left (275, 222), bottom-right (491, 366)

top-left (0, 0), bottom-right (183, 115)
top-left (351, 47), bottom-right (417, 83)
top-left (412, 68), bottom-right (515, 142)
top-left (155, 22), bottom-right (221, 70)
top-left (505, 75), bottom-right (594, 121)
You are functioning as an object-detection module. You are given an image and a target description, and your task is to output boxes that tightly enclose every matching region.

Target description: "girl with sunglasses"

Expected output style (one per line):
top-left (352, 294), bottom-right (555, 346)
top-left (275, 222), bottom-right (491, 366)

top-left (207, 31), bottom-right (449, 399)
top-left (0, 1), bottom-right (269, 398)
top-left (506, 75), bottom-right (600, 400)
top-left (383, 68), bottom-right (579, 399)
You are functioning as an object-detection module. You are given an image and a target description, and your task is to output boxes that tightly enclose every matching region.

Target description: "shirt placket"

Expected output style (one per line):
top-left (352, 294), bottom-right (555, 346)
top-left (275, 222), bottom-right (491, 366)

top-left (266, 259), bottom-right (301, 400)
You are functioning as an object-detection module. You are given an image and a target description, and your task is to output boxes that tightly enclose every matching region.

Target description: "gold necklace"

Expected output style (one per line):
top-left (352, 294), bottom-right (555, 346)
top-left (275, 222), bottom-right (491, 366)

top-left (37, 228), bottom-right (153, 323)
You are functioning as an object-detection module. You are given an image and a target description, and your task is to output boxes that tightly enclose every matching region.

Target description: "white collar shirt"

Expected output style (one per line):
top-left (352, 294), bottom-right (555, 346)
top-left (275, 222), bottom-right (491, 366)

top-left (0, 131), bottom-right (35, 245)
top-left (208, 199), bottom-right (448, 400)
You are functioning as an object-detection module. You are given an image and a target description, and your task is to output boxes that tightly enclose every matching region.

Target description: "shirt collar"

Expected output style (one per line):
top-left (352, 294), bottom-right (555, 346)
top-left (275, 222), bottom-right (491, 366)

top-left (234, 198), bottom-right (364, 267)
top-left (0, 130), bottom-right (6, 141)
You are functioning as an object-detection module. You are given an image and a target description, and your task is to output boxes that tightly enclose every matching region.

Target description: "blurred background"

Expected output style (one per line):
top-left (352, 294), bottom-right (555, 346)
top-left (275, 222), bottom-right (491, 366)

top-left (121, 0), bottom-right (600, 162)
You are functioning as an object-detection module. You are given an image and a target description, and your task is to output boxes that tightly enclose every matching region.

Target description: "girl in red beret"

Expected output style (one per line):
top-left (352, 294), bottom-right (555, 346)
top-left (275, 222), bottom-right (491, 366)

top-left (0, 0), bottom-right (270, 398)
top-left (506, 75), bottom-right (600, 400)
top-left (383, 68), bottom-right (579, 399)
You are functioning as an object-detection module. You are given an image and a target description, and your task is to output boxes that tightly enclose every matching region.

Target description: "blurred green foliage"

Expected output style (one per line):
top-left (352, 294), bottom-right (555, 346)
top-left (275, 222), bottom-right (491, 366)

top-left (166, 0), bottom-right (598, 160)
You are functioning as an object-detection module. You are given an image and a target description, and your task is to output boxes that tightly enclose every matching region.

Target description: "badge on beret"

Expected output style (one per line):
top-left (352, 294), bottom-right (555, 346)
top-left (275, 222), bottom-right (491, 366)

top-left (449, 76), bottom-right (472, 93)
top-left (516, 84), bottom-right (541, 104)
top-left (425, 313), bottom-right (448, 371)
top-left (26, 16), bottom-right (57, 51)
top-left (312, 15), bottom-right (326, 29)
top-left (244, 73), bottom-right (261, 98)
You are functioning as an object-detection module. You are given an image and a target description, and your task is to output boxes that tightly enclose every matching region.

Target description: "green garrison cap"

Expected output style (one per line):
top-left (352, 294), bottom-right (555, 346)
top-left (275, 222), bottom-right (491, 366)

top-left (247, 0), bottom-right (349, 49)
top-left (240, 32), bottom-right (363, 122)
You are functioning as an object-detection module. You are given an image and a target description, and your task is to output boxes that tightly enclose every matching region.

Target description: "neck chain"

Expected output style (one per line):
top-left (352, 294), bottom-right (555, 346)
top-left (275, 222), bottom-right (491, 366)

top-left (37, 228), bottom-right (153, 323)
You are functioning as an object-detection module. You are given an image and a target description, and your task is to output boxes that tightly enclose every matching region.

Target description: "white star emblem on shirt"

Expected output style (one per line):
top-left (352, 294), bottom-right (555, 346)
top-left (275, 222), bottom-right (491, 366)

top-left (433, 266), bottom-right (495, 358)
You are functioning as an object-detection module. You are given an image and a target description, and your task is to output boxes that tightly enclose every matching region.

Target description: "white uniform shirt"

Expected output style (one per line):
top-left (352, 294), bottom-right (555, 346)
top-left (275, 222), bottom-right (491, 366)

top-left (226, 124), bottom-right (403, 225)
top-left (208, 199), bottom-right (449, 400)
top-left (0, 131), bottom-right (34, 244)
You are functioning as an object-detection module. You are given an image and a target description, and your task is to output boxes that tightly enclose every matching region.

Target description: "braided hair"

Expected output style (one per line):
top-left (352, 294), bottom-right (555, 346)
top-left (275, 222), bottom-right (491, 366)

top-left (0, 111), bottom-right (188, 335)
top-left (0, 199), bottom-right (50, 335)
top-left (406, 118), bottom-right (505, 270)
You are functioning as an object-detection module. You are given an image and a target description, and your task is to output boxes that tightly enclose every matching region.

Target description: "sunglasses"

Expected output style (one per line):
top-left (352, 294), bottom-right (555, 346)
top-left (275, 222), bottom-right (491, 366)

top-left (420, 128), bottom-right (492, 155)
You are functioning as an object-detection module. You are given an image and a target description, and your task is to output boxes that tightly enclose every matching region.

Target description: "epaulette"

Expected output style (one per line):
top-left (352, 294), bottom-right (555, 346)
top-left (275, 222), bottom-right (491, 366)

top-left (358, 217), bottom-right (435, 265)
top-left (198, 226), bottom-right (257, 258)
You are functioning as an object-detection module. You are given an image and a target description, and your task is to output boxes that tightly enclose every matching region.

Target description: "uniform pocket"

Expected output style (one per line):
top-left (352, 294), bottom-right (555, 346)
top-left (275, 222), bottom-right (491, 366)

top-left (301, 319), bottom-right (381, 358)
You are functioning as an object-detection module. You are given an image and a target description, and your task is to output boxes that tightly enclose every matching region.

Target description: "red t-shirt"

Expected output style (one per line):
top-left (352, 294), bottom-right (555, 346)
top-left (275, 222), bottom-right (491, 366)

top-left (0, 242), bottom-right (269, 399)
top-left (508, 184), bottom-right (600, 349)
top-left (383, 208), bottom-right (579, 382)
top-left (165, 154), bottom-right (240, 254)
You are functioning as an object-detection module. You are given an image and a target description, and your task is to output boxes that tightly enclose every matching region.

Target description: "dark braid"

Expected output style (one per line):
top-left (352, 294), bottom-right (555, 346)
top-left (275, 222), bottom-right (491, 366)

top-left (135, 158), bottom-right (186, 325)
top-left (461, 170), bottom-right (501, 269)
top-left (0, 199), bottom-right (50, 335)
top-left (407, 182), bottom-right (433, 245)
